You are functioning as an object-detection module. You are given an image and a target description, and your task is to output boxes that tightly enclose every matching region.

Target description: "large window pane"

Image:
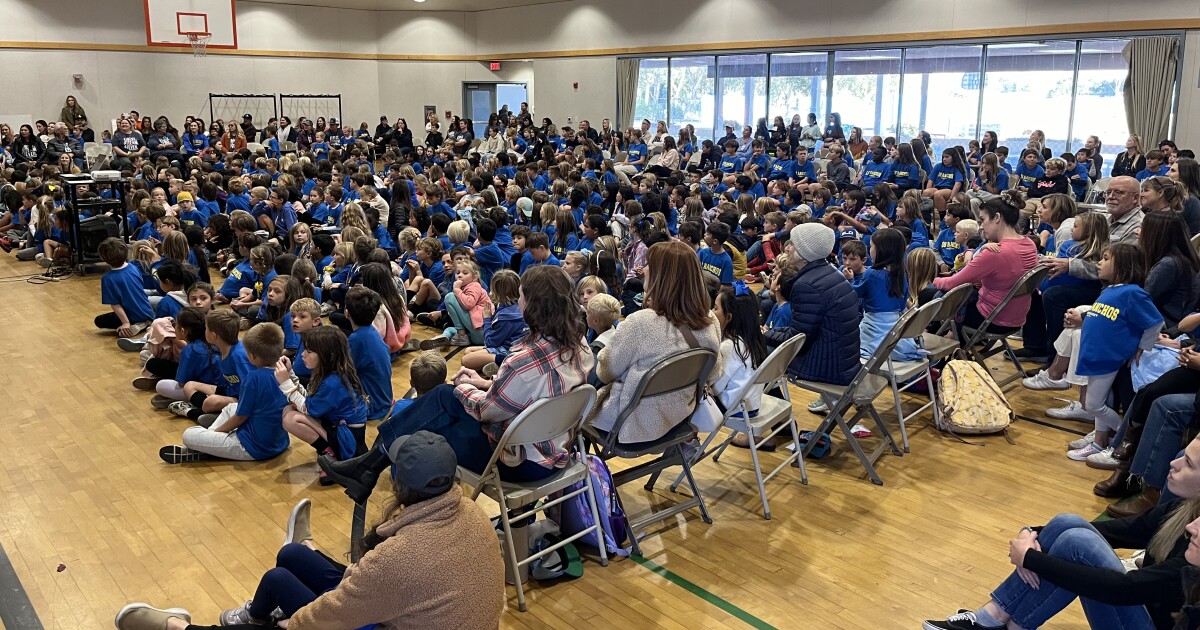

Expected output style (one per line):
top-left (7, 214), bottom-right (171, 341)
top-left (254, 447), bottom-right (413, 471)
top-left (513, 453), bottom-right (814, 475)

top-left (634, 58), bottom-right (668, 130)
top-left (718, 54), bottom-right (767, 134)
top-left (768, 52), bottom-right (828, 132)
top-left (832, 49), bottom-right (901, 139)
top-left (980, 41), bottom-right (1077, 157)
top-left (1074, 38), bottom-right (1130, 171)
top-left (899, 45), bottom-right (982, 156)
top-left (670, 56), bottom-right (716, 143)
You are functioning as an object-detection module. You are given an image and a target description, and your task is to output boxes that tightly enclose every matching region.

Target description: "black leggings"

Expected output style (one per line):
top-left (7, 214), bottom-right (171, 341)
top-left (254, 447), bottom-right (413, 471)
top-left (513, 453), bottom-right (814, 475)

top-left (95, 312), bottom-right (122, 329)
top-left (146, 358), bottom-right (178, 379)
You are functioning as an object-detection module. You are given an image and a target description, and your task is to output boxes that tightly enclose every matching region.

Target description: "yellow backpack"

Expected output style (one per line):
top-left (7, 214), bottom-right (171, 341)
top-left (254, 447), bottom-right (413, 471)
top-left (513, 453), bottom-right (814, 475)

top-left (937, 358), bottom-right (1014, 436)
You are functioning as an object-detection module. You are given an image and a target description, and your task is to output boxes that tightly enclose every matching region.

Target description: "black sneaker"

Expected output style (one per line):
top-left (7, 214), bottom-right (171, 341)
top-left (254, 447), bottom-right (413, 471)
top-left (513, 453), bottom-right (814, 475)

top-left (1013, 347), bottom-right (1047, 359)
top-left (416, 312), bottom-right (439, 327)
top-left (159, 445), bottom-right (212, 464)
top-left (923, 611), bottom-right (1003, 630)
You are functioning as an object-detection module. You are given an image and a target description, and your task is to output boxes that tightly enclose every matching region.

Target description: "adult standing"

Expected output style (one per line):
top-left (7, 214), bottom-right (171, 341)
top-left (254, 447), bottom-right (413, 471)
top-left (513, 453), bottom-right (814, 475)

top-left (1036, 176), bottom-right (1144, 361)
top-left (822, 112), bottom-right (845, 147)
top-left (59, 95), bottom-right (86, 128)
top-left (1084, 135), bottom-right (1105, 179)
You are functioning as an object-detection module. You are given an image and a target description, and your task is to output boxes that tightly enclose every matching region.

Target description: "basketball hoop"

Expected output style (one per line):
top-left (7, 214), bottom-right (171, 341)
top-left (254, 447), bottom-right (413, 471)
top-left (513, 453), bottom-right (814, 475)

top-left (185, 31), bottom-right (211, 57)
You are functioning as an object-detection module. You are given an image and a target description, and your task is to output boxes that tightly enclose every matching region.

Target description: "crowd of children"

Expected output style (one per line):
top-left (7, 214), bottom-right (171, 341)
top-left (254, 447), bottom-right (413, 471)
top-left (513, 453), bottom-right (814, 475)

top-left (9, 105), bottom-right (1200, 629)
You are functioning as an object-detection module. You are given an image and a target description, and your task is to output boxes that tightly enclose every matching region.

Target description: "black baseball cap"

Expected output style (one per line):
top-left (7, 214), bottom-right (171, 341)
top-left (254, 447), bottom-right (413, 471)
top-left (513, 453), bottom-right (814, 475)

top-left (243, 113), bottom-right (252, 120)
top-left (387, 431), bottom-right (457, 494)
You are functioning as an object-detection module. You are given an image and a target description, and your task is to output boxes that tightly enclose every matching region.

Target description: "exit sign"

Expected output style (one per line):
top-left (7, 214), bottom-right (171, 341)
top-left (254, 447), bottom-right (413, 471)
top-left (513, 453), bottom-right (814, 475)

top-left (489, 61), bottom-right (501, 71)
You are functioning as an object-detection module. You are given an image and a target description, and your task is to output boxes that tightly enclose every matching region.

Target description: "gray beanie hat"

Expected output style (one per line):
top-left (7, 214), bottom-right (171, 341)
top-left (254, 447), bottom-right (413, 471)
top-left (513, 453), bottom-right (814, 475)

top-left (789, 222), bottom-right (835, 263)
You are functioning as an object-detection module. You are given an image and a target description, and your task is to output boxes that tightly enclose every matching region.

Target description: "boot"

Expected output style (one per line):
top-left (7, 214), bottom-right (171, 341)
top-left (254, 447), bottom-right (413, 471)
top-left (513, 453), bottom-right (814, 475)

top-left (1105, 485), bottom-right (1161, 519)
top-left (318, 446), bottom-right (390, 504)
top-left (1093, 468), bottom-right (1140, 498)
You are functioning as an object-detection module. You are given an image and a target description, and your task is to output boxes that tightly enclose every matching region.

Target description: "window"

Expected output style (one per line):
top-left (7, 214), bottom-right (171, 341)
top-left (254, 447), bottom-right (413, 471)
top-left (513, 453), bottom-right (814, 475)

top-left (768, 52), bottom-right (828, 132)
top-left (670, 56), bottom-right (716, 143)
top-left (832, 49), bottom-right (901, 140)
top-left (899, 45), bottom-right (983, 155)
top-left (980, 41), bottom-right (1077, 157)
top-left (1074, 38), bottom-right (1131, 171)
top-left (634, 58), bottom-right (668, 129)
top-left (717, 54), bottom-right (767, 134)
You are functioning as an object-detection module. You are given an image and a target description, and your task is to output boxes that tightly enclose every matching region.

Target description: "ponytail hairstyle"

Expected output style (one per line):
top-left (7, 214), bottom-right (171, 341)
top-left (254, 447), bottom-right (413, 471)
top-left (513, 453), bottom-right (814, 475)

top-left (290, 257), bottom-right (319, 299)
top-left (716, 284), bottom-right (768, 369)
top-left (1142, 175), bottom-right (1187, 211)
top-left (175, 306), bottom-right (211, 345)
top-left (34, 195), bottom-right (54, 237)
top-left (868, 228), bottom-right (907, 299)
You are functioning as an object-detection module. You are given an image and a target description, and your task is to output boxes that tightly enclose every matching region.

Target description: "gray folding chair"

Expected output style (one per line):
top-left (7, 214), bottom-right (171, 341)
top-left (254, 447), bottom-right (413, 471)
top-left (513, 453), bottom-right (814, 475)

top-left (584, 348), bottom-right (717, 556)
top-left (790, 307), bottom-right (924, 485)
top-left (867, 300), bottom-right (940, 453)
top-left (920, 284), bottom-right (974, 432)
top-left (960, 265), bottom-right (1050, 389)
top-left (458, 385), bottom-right (607, 612)
top-left (672, 333), bottom-right (807, 520)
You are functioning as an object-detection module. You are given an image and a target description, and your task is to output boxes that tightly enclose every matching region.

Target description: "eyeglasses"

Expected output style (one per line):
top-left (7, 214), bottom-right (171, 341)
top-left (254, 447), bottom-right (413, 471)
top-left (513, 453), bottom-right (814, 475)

top-left (1106, 189), bottom-right (1135, 197)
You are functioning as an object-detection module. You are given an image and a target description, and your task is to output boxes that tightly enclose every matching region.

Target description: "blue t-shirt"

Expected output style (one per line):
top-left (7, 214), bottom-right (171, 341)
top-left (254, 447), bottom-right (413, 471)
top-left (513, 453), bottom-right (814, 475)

top-left (767, 159), bottom-right (796, 181)
top-left (233, 367), bottom-right (290, 460)
top-left (766, 302), bottom-right (792, 330)
top-left (860, 159), bottom-right (893, 190)
top-left (698, 247), bottom-right (734, 284)
top-left (428, 201), bottom-right (454, 219)
top-left (176, 340), bottom-right (221, 386)
top-left (1136, 165), bottom-right (1168, 181)
top-left (1077, 284), bottom-right (1163, 376)
top-left (626, 143), bottom-right (648, 171)
top-left (292, 334), bottom-right (312, 380)
top-left (718, 155), bottom-right (745, 174)
top-left (906, 217), bottom-right (930, 250)
top-left (219, 259), bottom-right (258, 299)
top-left (519, 251), bottom-right (561, 274)
top-left (933, 227), bottom-right (961, 267)
top-left (154, 294), bottom-right (185, 320)
top-left (928, 164), bottom-right (963, 190)
top-left (178, 209), bottom-right (207, 229)
top-left (219, 342), bottom-right (255, 399)
top-left (348, 325), bottom-right (393, 420)
top-left (280, 312), bottom-right (300, 351)
top-left (794, 159), bottom-right (817, 182)
top-left (1014, 162), bottom-right (1045, 188)
top-left (890, 162), bottom-right (922, 191)
top-left (851, 268), bottom-right (907, 314)
top-left (101, 264), bottom-right (155, 323)
top-left (307, 374), bottom-right (369, 427)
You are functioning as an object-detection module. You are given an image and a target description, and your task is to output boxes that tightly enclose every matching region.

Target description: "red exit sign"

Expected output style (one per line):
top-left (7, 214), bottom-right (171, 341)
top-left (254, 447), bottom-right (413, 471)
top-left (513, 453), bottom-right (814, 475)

top-left (489, 61), bottom-right (501, 71)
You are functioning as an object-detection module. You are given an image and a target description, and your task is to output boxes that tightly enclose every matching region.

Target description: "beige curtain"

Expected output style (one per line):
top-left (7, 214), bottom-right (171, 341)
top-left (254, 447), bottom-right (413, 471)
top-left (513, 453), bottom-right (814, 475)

top-left (617, 58), bottom-right (639, 131)
top-left (1123, 36), bottom-right (1178, 144)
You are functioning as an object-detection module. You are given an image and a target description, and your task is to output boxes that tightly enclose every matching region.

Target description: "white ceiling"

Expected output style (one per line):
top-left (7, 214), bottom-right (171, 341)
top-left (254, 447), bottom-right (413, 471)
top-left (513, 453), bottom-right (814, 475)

top-left (249, 0), bottom-right (571, 11)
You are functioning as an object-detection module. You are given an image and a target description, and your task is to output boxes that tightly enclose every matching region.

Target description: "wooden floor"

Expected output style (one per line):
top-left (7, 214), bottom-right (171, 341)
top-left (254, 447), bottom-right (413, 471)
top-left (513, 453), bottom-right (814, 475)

top-left (0, 254), bottom-right (1118, 629)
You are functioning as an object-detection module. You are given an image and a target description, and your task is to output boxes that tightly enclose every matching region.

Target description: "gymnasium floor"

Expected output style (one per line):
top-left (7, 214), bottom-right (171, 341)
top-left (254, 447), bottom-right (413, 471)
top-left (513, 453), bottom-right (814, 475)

top-left (0, 254), bottom-right (1114, 629)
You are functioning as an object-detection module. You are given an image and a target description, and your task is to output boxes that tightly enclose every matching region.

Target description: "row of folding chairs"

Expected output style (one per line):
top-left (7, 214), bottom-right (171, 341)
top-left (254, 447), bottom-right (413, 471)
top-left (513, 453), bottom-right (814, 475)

top-left (457, 266), bottom-right (1051, 611)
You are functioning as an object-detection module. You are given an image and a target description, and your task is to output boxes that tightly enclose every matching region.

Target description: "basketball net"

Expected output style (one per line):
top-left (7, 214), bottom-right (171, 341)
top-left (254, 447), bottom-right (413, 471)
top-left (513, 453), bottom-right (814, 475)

top-left (186, 32), bottom-right (211, 57)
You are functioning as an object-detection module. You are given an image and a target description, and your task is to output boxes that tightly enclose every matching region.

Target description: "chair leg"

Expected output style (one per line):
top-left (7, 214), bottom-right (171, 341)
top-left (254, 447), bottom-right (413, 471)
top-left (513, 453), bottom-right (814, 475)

top-left (867, 404), bottom-right (902, 457)
top-left (495, 490), bottom-right (527, 611)
top-left (671, 428), bottom-right (724, 493)
top-left (746, 432), bottom-right (771, 520)
top-left (887, 370), bottom-right (910, 454)
top-left (818, 404), bottom-right (885, 485)
top-left (926, 365), bottom-right (943, 432)
top-left (610, 484), bottom-right (641, 557)
top-left (788, 419), bottom-right (808, 485)
top-left (678, 447), bottom-right (713, 524)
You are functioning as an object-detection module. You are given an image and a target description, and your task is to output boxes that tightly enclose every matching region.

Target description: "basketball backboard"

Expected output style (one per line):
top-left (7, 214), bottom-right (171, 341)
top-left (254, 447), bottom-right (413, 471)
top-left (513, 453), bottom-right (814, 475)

top-left (144, 0), bottom-right (238, 50)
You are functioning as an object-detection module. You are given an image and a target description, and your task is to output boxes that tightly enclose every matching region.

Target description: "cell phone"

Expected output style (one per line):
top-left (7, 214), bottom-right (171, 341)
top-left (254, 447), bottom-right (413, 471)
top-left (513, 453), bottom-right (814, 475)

top-left (1182, 338), bottom-right (1199, 350)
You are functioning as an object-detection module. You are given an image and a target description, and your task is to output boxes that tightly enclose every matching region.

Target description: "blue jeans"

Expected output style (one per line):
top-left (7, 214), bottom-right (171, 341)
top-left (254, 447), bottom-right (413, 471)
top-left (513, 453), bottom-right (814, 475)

top-left (373, 384), bottom-right (555, 482)
top-left (443, 293), bottom-right (485, 345)
top-left (1043, 283), bottom-right (1103, 362)
top-left (991, 514), bottom-right (1154, 630)
top-left (247, 544), bottom-right (345, 619)
top-left (1130, 394), bottom-right (1197, 489)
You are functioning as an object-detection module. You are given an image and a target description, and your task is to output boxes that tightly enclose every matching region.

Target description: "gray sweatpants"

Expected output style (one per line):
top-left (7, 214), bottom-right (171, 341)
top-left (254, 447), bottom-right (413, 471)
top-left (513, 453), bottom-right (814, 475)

top-left (182, 403), bottom-right (254, 460)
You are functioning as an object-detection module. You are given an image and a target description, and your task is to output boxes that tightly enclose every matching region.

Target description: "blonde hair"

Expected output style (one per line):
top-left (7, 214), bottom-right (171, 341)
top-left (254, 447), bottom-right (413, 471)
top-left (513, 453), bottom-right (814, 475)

top-left (289, 297), bottom-right (322, 318)
top-left (447, 220), bottom-right (471, 244)
top-left (1072, 211), bottom-right (1111, 262)
top-left (905, 248), bottom-right (938, 308)
top-left (956, 219), bottom-right (979, 238)
top-left (398, 226), bottom-right (422, 251)
top-left (1044, 157), bottom-right (1067, 173)
top-left (577, 275), bottom-right (607, 297)
top-left (586, 293), bottom-right (621, 326)
top-left (333, 241), bottom-right (356, 264)
top-left (539, 202), bottom-right (558, 226)
top-left (564, 250), bottom-right (588, 268)
top-left (1150, 494), bottom-right (1200, 564)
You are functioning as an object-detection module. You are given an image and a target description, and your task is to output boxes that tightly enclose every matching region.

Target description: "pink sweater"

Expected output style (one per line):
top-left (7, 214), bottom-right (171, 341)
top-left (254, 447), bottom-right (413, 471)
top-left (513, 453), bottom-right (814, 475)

top-left (933, 237), bottom-right (1039, 328)
top-left (454, 282), bottom-right (493, 329)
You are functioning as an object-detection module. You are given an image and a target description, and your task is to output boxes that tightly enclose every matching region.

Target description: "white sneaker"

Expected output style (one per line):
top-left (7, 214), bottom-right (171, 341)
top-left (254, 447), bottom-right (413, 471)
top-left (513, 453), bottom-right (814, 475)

top-left (1069, 430), bottom-right (1097, 450)
top-left (1047, 401), bottom-right (1094, 422)
top-left (1022, 370), bottom-right (1070, 391)
top-left (1067, 442), bottom-right (1103, 461)
top-left (1087, 447), bottom-right (1119, 470)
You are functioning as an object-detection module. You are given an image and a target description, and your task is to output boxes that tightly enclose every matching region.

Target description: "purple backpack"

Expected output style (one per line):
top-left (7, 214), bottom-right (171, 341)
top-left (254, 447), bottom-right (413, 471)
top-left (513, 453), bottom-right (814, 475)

top-left (555, 455), bottom-right (630, 557)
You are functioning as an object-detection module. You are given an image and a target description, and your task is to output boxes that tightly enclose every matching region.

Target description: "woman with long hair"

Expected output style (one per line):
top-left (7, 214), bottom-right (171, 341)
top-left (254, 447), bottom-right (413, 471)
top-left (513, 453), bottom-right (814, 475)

top-left (822, 112), bottom-right (844, 146)
top-left (1113, 134), bottom-right (1147, 178)
top-left (323, 264), bottom-right (594, 502)
top-left (1169, 157), bottom-right (1200, 235)
top-left (925, 437), bottom-right (1200, 630)
top-left (1139, 209), bottom-right (1200, 329)
top-left (588, 240), bottom-right (722, 443)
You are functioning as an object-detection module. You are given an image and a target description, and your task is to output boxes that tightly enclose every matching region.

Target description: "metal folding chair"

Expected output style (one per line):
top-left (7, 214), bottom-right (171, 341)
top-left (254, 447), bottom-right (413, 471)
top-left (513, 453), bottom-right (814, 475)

top-left (790, 307), bottom-right (924, 485)
top-left (920, 284), bottom-right (974, 431)
top-left (674, 333), bottom-right (807, 520)
top-left (867, 300), bottom-right (940, 453)
top-left (584, 348), bottom-right (717, 556)
top-left (960, 265), bottom-right (1050, 389)
top-left (458, 385), bottom-right (607, 612)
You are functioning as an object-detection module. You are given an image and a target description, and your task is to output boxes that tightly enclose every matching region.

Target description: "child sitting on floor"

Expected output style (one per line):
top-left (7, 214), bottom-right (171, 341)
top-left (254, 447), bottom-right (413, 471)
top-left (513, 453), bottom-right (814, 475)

top-left (168, 310), bottom-right (253, 425)
top-left (277, 326), bottom-right (370, 484)
top-left (161, 322), bottom-right (290, 464)
top-left (143, 306), bottom-right (221, 411)
top-left (460, 270), bottom-right (526, 373)
top-left (345, 287), bottom-right (394, 422)
top-left (421, 259), bottom-right (492, 349)
top-left (94, 237), bottom-right (155, 337)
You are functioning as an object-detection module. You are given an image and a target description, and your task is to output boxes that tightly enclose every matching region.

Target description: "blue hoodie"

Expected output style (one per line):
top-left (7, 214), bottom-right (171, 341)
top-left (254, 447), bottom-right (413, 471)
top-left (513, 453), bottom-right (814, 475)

top-left (483, 303), bottom-right (527, 360)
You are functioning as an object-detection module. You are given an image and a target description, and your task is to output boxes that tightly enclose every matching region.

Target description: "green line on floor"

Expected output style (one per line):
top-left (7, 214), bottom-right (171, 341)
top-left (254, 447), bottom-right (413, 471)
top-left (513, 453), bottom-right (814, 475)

top-left (632, 555), bottom-right (777, 630)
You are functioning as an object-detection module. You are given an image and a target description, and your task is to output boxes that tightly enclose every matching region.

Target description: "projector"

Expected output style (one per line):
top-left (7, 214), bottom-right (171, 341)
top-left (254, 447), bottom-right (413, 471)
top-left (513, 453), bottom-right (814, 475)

top-left (92, 170), bottom-right (122, 181)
